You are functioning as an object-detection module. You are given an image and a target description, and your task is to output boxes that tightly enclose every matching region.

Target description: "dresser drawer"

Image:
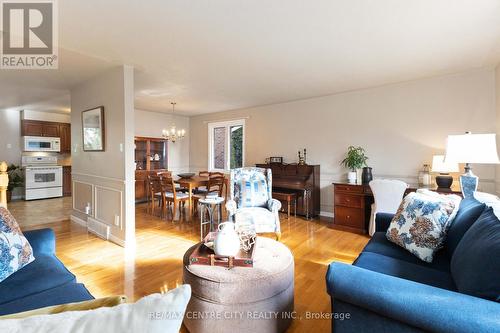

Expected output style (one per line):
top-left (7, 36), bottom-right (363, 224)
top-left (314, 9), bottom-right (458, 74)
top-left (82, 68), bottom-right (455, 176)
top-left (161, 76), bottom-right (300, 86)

top-left (335, 193), bottom-right (363, 208)
top-left (334, 206), bottom-right (365, 229)
top-left (335, 184), bottom-right (363, 193)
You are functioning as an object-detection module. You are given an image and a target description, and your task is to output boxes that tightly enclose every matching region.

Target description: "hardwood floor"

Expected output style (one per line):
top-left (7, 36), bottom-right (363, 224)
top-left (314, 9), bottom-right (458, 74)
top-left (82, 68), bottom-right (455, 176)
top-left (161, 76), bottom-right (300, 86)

top-left (22, 202), bottom-right (369, 332)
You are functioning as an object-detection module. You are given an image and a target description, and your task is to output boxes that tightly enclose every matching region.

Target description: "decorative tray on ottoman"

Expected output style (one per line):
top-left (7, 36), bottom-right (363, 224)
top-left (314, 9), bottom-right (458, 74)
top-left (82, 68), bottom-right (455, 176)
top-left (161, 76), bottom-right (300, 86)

top-left (189, 232), bottom-right (255, 268)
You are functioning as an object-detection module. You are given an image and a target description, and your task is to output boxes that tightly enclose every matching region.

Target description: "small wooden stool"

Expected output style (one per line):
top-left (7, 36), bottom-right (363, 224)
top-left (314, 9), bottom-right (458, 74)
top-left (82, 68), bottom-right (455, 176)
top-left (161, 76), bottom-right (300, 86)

top-left (272, 191), bottom-right (297, 219)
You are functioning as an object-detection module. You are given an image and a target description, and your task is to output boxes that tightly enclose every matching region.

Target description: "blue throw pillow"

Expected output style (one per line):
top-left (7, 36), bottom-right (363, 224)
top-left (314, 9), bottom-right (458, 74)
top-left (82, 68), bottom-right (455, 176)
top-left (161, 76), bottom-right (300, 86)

top-left (445, 198), bottom-right (485, 258)
top-left (451, 207), bottom-right (500, 302)
top-left (0, 208), bottom-right (35, 282)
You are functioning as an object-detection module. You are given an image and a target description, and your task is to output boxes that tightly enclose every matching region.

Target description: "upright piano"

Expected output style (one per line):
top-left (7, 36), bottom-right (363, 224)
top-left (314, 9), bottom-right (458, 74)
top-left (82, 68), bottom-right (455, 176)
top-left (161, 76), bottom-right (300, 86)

top-left (256, 163), bottom-right (320, 218)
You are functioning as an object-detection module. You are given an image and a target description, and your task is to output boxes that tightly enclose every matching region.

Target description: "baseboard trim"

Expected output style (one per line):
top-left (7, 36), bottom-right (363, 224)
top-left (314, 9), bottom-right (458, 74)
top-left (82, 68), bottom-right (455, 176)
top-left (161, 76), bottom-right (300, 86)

top-left (108, 234), bottom-right (125, 247)
top-left (320, 211), bottom-right (334, 218)
top-left (70, 214), bottom-right (87, 227)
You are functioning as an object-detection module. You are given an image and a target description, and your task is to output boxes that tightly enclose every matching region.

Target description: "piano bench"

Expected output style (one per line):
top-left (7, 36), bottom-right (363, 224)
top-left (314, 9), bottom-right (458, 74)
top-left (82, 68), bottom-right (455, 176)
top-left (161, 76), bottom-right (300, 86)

top-left (272, 191), bottom-right (297, 219)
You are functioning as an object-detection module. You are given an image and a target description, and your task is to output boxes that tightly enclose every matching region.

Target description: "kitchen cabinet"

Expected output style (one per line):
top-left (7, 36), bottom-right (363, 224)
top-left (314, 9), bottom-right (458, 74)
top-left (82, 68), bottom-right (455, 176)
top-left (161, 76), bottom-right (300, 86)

top-left (63, 166), bottom-right (72, 196)
top-left (22, 120), bottom-right (62, 137)
top-left (59, 123), bottom-right (71, 153)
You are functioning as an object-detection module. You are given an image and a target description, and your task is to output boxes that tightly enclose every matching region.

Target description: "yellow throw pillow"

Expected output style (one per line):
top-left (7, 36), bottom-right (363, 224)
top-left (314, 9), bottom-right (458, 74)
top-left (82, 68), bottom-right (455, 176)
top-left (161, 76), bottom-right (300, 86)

top-left (0, 295), bottom-right (127, 319)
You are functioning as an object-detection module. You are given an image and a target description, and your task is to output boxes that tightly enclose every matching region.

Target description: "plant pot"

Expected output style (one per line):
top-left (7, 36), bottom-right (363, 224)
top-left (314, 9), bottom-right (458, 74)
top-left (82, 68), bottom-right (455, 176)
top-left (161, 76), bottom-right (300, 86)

top-left (347, 171), bottom-right (357, 184)
top-left (361, 167), bottom-right (373, 184)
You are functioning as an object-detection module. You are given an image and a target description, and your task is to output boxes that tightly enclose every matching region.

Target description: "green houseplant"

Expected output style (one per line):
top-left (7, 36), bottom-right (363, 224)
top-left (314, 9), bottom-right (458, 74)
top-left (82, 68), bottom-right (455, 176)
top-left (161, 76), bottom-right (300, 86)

top-left (340, 146), bottom-right (368, 183)
top-left (7, 164), bottom-right (24, 202)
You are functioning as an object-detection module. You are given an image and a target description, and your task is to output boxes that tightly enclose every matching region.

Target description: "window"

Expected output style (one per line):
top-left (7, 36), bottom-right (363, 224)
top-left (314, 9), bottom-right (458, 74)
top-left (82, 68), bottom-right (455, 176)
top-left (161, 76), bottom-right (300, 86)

top-left (208, 119), bottom-right (245, 171)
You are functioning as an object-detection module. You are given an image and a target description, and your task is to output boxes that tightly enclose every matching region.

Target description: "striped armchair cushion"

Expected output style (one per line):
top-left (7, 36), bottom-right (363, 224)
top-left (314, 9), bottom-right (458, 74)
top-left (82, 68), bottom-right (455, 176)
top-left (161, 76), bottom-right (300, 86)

top-left (239, 177), bottom-right (268, 208)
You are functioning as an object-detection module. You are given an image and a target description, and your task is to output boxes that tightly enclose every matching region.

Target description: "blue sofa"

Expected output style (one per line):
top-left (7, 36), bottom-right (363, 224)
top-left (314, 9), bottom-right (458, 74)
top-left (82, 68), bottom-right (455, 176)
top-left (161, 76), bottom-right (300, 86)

top-left (0, 228), bottom-right (94, 315)
top-left (326, 198), bottom-right (500, 333)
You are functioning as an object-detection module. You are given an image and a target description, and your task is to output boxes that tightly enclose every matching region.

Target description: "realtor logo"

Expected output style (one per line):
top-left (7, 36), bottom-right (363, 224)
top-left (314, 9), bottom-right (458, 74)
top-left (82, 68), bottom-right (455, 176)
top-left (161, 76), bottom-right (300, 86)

top-left (1, 0), bottom-right (58, 69)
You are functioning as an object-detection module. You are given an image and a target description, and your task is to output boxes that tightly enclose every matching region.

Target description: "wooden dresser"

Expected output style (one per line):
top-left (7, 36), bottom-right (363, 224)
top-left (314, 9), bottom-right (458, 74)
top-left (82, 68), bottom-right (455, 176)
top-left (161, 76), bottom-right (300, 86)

top-left (333, 182), bottom-right (462, 234)
top-left (333, 183), bottom-right (373, 234)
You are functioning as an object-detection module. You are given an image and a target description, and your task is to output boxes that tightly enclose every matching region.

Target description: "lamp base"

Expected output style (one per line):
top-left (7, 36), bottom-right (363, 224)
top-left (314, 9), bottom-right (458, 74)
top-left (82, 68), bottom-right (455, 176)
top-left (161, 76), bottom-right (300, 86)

top-left (460, 172), bottom-right (478, 198)
top-left (436, 174), bottom-right (453, 189)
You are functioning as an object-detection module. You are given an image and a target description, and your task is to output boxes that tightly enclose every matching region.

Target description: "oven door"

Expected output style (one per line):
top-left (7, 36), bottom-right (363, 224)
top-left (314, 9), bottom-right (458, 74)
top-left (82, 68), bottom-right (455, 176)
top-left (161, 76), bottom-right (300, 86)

top-left (25, 167), bottom-right (63, 189)
top-left (24, 136), bottom-right (60, 152)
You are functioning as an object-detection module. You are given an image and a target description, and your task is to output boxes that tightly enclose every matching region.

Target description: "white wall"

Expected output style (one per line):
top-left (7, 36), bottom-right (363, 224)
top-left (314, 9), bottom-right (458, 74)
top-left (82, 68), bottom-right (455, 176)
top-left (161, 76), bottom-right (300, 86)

top-left (71, 66), bottom-right (135, 246)
top-left (496, 65), bottom-right (500, 195)
top-left (190, 68), bottom-right (497, 215)
top-left (135, 109), bottom-right (190, 174)
top-left (21, 110), bottom-right (70, 123)
top-left (0, 110), bottom-right (22, 165)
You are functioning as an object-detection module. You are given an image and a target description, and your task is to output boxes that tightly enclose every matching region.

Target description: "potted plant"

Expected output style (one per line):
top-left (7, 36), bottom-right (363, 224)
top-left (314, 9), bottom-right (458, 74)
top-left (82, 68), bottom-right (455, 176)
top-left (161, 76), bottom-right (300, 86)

top-left (7, 164), bottom-right (24, 202)
top-left (340, 146), bottom-right (368, 184)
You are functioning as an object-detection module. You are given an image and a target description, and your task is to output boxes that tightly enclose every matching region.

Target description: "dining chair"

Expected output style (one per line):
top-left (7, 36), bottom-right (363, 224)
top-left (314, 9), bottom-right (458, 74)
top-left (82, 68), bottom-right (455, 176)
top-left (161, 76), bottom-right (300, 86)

top-left (147, 174), bottom-right (163, 216)
top-left (193, 175), bottom-right (225, 214)
top-left (160, 176), bottom-right (190, 220)
top-left (193, 171), bottom-right (210, 194)
top-left (368, 179), bottom-right (408, 236)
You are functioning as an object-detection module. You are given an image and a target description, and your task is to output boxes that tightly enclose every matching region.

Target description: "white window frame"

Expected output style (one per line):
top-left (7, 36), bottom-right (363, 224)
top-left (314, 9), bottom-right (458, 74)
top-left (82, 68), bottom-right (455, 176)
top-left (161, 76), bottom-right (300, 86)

top-left (208, 119), bottom-right (245, 172)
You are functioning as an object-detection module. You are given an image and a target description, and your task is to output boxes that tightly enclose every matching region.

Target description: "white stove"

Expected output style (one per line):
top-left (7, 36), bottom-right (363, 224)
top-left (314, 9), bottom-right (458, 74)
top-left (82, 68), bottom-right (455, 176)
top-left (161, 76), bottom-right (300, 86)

top-left (22, 156), bottom-right (63, 200)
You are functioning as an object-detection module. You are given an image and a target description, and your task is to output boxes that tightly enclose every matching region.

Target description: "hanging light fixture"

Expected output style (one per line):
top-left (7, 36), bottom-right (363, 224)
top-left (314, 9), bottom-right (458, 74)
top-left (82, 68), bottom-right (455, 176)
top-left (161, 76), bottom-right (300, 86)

top-left (162, 102), bottom-right (185, 142)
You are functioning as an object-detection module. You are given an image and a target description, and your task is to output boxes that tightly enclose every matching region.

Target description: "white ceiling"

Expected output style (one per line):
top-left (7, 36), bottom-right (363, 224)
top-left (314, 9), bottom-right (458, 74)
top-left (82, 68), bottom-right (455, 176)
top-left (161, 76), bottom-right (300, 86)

top-left (1, 0), bottom-right (500, 115)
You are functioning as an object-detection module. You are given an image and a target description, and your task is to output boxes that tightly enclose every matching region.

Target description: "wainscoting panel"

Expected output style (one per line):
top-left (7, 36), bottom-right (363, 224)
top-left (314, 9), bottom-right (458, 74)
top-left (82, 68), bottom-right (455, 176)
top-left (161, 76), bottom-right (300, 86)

top-left (71, 172), bottom-right (128, 246)
top-left (73, 181), bottom-right (94, 216)
top-left (94, 185), bottom-right (123, 230)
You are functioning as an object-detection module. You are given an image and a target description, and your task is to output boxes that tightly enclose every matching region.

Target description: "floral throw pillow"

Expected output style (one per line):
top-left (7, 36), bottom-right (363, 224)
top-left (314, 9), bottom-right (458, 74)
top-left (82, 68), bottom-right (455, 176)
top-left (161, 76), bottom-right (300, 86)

top-left (386, 190), bottom-right (462, 262)
top-left (0, 207), bottom-right (35, 282)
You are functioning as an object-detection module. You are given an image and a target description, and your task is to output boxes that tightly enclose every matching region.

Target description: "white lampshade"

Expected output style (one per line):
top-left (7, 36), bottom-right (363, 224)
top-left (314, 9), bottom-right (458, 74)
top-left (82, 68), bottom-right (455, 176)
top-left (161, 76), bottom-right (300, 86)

top-left (445, 133), bottom-right (500, 164)
top-left (431, 155), bottom-right (459, 173)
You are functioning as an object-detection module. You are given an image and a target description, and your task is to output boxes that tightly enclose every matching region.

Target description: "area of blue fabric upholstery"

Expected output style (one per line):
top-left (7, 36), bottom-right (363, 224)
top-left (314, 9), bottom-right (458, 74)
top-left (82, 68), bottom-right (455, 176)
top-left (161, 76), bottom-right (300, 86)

top-left (445, 198), bottom-right (485, 257)
top-left (333, 299), bottom-right (425, 333)
top-left (374, 213), bottom-right (394, 233)
top-left (0, 282), bottom-right (94, 315)
top-left (326, 262), bottom-right (500, 333)
top-left (0, 254), bottom-right (76, 305)
top-left (353, 252), bottom-right (456, 291)
top-left (451, 207), bottom-right (500, 302)
top-left (0, 228), bottom-right (94, 316)
top-left (362, 232), bottom-right (450, 271)
top-left (24, 228), bottom-right (56, 256)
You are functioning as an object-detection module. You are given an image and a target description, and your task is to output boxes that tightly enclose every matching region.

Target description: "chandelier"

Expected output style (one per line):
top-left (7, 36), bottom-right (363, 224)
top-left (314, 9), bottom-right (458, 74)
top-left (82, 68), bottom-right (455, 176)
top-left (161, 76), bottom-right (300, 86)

top-left (162, 102), bottom-right (185, 142)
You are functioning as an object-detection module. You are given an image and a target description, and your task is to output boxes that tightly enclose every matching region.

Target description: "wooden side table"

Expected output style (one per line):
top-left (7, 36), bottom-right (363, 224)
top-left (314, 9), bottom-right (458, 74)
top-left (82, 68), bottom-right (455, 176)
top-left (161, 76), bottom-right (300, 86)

top-left (272, 191), bottom-right (297, 219)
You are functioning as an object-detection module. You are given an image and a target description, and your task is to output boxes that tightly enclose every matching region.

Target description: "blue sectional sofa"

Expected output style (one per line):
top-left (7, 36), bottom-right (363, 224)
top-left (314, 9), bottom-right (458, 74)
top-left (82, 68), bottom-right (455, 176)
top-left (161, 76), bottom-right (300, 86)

top-left (0, 228), bottom-right (94, 316)
top-left (326, 198), bottom-right (500, 333)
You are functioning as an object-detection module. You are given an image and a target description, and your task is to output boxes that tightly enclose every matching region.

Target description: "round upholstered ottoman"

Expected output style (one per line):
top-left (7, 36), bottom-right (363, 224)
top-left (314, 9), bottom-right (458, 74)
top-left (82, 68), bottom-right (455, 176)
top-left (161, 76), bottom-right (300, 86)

top-left (183, 237), bottom-right (294, 333)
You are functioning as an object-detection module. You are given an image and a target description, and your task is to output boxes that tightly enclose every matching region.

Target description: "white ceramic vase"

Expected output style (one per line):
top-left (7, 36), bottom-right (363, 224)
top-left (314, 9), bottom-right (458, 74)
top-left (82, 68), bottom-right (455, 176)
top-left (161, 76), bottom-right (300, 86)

top-left (214, 222), bottom-right (241, 257)
top-left (347, 171), bottom-right (357, 184)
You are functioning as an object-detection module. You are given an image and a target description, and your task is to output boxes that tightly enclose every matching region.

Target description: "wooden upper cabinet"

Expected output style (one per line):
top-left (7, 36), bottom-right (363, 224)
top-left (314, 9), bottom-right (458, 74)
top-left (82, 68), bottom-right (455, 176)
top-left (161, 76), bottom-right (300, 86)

top-left (22, 120), bottom-right (44, 136)
top-left (59, 123), bottom-right (71, 153)
top-left (22, 119), bottom-right (64, 137)
top-left (42, 123), bottom-right (60, 137)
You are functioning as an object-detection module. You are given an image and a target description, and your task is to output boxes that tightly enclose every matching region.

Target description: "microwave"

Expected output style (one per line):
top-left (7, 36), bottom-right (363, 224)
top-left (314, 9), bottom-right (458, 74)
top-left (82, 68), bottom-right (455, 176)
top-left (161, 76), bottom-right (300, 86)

top-left (23, 136), bottom-right (61, 152)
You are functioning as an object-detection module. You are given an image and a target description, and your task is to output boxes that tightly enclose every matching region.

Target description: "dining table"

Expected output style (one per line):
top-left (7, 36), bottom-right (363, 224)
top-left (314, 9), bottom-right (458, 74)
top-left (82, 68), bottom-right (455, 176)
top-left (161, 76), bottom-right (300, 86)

top-left (174, 175), bottom-right (229, 216)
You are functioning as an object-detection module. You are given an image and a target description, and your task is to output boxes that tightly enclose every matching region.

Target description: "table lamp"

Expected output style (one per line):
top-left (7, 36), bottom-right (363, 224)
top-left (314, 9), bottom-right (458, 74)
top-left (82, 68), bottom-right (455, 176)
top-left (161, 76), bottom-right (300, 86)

top-left (431, 155), bottom-right (459, 189)
top-left (444, 132), bottom-right (500, 198)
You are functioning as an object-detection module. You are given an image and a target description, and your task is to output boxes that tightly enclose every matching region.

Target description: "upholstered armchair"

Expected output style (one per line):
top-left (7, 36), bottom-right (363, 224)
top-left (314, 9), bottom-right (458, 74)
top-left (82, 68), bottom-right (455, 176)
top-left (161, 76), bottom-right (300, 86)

top-left (226, 167), bottom-right (282, 240)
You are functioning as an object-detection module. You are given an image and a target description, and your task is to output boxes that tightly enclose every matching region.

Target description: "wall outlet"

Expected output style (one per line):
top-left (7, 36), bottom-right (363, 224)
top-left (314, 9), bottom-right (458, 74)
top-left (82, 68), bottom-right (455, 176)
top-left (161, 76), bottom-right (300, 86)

top-left (119, 143), bottom-right (123, 152)
top-left (114, 215), bottom-right (120, 226)
top-left (6, 143), bottom-right (11, 149)
top-left (84, 203), bottom-right (91, 215)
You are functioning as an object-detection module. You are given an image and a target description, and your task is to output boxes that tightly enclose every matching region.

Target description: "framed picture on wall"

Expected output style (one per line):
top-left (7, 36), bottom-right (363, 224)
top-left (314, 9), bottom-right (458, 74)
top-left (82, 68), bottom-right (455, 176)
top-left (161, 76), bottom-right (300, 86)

top-left (82, 106), bottom-right (105, 151)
